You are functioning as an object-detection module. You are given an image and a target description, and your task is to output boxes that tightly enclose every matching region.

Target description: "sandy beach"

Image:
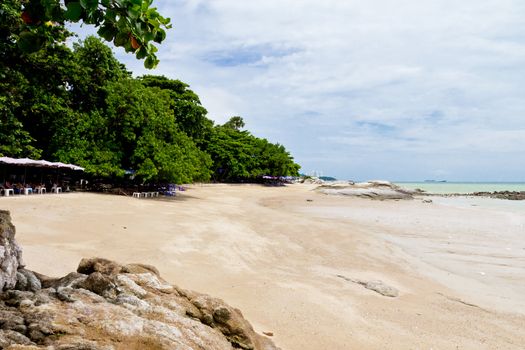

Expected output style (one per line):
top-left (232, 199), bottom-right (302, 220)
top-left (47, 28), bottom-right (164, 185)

top-left (2, 184), bottom-right (525, 349)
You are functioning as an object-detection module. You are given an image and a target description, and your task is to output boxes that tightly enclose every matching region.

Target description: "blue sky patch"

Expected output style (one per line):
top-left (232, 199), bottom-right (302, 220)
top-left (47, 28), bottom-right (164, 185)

top-left (204, 45), bottom-right (299, 67)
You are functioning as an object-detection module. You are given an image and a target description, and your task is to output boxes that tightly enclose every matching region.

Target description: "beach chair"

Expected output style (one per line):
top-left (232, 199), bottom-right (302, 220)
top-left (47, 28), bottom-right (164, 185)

top-left (162, 184), bottom-right (177, 196)
top-left (34, 186), bottom-right (46, 194)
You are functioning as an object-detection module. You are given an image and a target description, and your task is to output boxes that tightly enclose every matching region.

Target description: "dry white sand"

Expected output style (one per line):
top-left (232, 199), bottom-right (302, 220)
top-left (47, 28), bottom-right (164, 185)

top-left (2, 184), bottom-right (525, 349)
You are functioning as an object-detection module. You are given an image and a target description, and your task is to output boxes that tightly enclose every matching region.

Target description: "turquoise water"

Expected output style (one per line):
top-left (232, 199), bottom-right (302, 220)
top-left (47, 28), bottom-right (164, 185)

top-left (395, 182), bottom-right (525, 194)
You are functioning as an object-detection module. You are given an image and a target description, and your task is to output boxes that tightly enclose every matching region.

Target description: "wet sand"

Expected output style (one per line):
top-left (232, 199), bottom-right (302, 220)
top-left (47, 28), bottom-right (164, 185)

top-left (2, 184), bottom-right (525, 349)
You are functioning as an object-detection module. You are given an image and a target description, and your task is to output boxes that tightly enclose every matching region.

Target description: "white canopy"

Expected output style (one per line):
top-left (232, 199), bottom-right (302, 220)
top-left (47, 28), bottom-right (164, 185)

top-left (0, 157), bottom-right (84, 171)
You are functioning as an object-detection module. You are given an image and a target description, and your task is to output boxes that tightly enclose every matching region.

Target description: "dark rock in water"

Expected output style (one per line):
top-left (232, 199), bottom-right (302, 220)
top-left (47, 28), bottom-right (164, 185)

top-left (470, 191), bottom-right (525, 200)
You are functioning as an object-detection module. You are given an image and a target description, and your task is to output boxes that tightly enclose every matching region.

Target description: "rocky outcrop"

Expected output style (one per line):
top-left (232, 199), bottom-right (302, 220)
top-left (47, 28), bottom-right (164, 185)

top-left (0, 210), bottom-right (24, 291)
top-left (0, 258), bottom-right (280, 350)
top-left (316, 181), bottom-right (416, 200)
top-left (0, 212), bottom-right (279, 350)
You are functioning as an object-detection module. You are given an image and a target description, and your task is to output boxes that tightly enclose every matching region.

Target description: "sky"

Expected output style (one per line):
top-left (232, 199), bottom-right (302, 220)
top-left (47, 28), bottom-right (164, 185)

top-left (76, 0), bottom-right (525, 181)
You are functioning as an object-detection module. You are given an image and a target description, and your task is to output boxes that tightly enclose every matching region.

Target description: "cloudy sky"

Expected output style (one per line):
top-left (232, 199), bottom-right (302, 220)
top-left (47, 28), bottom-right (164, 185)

top-left (79, 0), bottom-right (525, 181)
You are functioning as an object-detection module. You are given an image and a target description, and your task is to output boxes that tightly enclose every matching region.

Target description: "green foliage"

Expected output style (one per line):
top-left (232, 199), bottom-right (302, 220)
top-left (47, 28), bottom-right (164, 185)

top-left (205, 118), bottom-right (300, 181)
top-left (0, 9), bottom-right (300, 185)
top-left (54, 79), bottom-right (212, 183)
top-left (71, 36), bottom-right (130, 111)
top-left (9, 0), bottom-right (170, 68)
top-left (222, 116), bottom-right (245, 131)
top-left (139, 75), bottom-right (214, 145)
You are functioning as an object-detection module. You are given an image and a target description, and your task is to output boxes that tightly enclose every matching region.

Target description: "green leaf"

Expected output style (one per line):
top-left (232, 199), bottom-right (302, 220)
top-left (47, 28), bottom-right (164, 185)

top-left (80, 0), bottom-right (99, 11)
top-left (105, 9), bottom-right (117, 21)
top-left (64, 2), bottom-right (83, 22)
top-left (127, 5), bottom-right (141, 19)
top-left (17, 31), bottom-right (43, 53)
top-left (114, 31), bottom-right (129, 46)
top-left (144, 56), bottom-right (157, 69)
top-left (97, 25), bottom-right (117, 41)
top-left (129, 0), bottom-right (142, 5)
top-left (136, 46), bottom-right (148, 59)
top-left (154, 30), bottom-right (166, 43)
top-left (144, 31), bottom-right (155, 42)
top-left (116, 16), bottom-right (129, 30)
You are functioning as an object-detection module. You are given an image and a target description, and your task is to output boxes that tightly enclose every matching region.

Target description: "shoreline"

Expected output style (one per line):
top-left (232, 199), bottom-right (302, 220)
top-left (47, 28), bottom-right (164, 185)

top-left (1, 184), bottom-right (524, 349)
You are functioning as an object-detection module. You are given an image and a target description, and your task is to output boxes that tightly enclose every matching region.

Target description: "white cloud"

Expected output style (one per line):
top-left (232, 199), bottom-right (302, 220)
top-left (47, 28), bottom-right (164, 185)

top-left (104, 0), bottom-right (525, 180)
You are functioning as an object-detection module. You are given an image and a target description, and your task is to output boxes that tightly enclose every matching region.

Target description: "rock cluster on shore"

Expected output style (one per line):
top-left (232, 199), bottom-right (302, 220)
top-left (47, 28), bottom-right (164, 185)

top-left (469, 191), bottom-right (525, 200)
top-left (0, 210), bottom-right (279, 350)
top-left (316, 180), bottom-right (417, 200)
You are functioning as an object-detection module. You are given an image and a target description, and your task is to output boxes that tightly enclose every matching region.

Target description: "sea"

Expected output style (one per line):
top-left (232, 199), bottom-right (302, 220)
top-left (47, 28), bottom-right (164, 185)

top-left (393, 182), bottom-right (525, 214)
top-left (394, 182), bottom-right (525, 195)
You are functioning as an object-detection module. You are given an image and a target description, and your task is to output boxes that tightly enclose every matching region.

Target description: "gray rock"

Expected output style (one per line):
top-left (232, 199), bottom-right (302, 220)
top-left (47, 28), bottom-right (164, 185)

top-left (364, 280), bottom-right (399, 297)
top-left (213, 306), bottom-right (232, 323)
top-left (38, 271), bottom-right (87, 290)
top-left (0, 237), bottom-right (280, 350)
top-left (0, 308), bottom-right (25, 331)
top-left (0, 211), bottom-right (24, 291)
top-left (15, 271), bottom-right (28, 291)
top-left (56, 287), bottom-right (76, 303)
top-left (79, 272), bottom-right (116, 297)
top-left (77, 258), bottom-right (122, 276)
top-left (0, 329), bottom-right (34, 347)
top-left (56, 341), bottom-right (109, 350)
top-left (18, 269), bottom-right (41, 292)
top-left (336, 274), bottom-right (399, 297)
top-left (316, 181), bottom-right (414, 200)
top-left (2, 290), bottom-right (34, 307)
top-left (122, 263), bottom-right (160, 277)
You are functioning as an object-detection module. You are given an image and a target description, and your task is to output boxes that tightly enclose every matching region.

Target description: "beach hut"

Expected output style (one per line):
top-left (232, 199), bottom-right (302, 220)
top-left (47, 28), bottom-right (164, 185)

top-left (0, 157), bottom-right (84, 194)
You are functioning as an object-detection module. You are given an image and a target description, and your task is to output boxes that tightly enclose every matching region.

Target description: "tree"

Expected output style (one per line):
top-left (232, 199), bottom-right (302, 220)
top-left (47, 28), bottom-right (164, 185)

top-left (223, 116), bottom-right (245, 131)
top-left (9, 0), bottom-right (170, 68)
top-left (1, 4), bottom-right (301, 183)
top-left (206, 121), bottom-right (300, 181)
top-left (54, 79), bottom-right (212, 183)
top-left (70, 36), bottom-right (130, 111)
top-left (139, 75), bottom-right (214, 145)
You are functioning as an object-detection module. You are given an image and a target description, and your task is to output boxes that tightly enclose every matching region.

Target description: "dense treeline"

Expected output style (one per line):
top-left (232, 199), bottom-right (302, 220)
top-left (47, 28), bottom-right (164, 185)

top-left (0, 1), bottom-right (300, 184)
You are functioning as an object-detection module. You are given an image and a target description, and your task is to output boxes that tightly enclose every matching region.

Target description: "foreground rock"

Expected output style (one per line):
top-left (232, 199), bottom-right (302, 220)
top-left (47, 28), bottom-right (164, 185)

top-left (0, 211), bottom-right (279, 350)
top-left (0, 210), bottom-right (24, 291)
top-left (0, 258), bottom-right (280, 350)
top-left (316, 180), bottom-right (416, 200)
